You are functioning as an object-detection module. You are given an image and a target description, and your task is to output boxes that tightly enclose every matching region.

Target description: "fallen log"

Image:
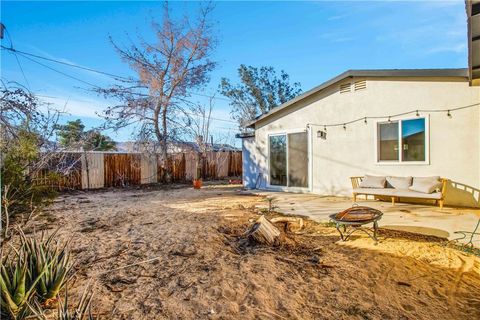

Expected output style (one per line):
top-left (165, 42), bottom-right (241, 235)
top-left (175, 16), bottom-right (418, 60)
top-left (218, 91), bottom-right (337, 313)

top-left (246, 215), bottom-right (281, 245)
top-left (270, 216), bottom-right (304, 233)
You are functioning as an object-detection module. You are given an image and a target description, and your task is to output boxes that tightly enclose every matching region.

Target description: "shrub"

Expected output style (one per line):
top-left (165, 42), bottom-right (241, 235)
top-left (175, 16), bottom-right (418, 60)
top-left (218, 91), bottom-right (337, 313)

top-left (1, 128), bottom-right (57, 239)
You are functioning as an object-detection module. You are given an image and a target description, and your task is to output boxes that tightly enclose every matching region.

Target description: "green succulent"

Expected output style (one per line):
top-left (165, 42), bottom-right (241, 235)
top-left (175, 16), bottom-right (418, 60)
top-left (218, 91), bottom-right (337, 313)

top-left (20, 230), bottom-right (72, 305)
top-left (0, 251), bottom-right (47, 319)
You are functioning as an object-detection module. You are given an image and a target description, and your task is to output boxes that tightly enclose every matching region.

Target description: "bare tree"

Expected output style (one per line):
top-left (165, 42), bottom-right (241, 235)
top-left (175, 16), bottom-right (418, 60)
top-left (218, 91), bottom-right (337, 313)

top-left (97, 2), bottom-right (217, 181)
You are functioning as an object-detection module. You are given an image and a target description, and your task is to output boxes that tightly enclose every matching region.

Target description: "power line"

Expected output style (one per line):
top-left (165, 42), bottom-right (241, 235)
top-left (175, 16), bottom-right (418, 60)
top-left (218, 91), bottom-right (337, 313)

top-left (1, 44), bottom-right (233, 102)
top-left (1, 45), bottom-right (132, 82)
top-left (3, 29), bottom-right (31, 90)
top-left (16, 52), bottom-right (101, 88)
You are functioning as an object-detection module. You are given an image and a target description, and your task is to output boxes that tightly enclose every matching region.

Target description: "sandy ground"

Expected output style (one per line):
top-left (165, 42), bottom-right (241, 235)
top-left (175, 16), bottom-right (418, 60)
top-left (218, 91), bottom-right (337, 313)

top-left (22, 184), bottom-right (480, 319)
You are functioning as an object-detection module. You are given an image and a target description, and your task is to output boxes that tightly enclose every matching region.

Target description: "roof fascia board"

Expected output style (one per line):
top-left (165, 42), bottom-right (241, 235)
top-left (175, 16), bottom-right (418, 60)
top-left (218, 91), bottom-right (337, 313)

top-left (246, 68), bottom-right (468, 128)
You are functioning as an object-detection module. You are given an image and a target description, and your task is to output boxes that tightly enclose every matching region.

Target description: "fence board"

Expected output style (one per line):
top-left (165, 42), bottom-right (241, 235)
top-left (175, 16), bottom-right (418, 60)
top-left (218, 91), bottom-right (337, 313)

top-left (185, 152), bottom-right (196, 181)
top-left (228, 152), bottom-right (242, 177)
top-left (82, 153), bottom-right (104, 189)
top-left (104, 153), bottom-right (141, 187)
top-left (141, 154), bottom-right (157, 184)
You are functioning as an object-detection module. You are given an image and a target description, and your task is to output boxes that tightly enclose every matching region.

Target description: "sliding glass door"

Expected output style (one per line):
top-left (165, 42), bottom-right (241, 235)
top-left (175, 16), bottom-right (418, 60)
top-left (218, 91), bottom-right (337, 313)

top-left (269, 135), bottom-right (287, 186)
top-left (269, 131), bottom-right (308, 188)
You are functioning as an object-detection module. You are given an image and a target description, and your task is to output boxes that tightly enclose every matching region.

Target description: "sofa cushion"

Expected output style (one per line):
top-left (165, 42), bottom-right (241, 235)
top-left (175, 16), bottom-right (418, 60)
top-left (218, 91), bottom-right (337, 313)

top-left (359, 175), bottom-right (386, 188)
top-left (353, 187), bottom-right (442, 200)
top-left (386, 176), bottom-right (412, 189)
top-left (409, 176), bottom-right (442, 194)
top-left (354, 188), bottom-right (394, 196)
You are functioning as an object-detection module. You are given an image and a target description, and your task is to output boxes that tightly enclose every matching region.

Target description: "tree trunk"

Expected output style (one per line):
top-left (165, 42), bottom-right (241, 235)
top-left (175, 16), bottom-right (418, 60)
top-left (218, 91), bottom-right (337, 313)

top-left (246, 215), bottom-right (281, 245)
top-left (161, 105), bottom-right (172, 183)
top-left (160, 141), bottom-right (171, 183)
top-left (153, 99), bottom-right (171, 184)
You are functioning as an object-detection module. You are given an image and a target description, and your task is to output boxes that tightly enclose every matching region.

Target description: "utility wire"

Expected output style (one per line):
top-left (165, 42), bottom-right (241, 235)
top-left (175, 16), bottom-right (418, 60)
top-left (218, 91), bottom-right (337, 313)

top-left (3, 29), bottom-right (31, 90)
top-left (1, 44), bottom-right (132, 82)
top-left (16, 52), bottom-right (101, 88)
top-left (1, 45), bottom-right (232, 102)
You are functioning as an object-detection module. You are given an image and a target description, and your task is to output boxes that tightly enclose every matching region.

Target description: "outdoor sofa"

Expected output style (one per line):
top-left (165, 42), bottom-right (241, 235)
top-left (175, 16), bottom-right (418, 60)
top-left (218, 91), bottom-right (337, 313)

top-left (350, 175), bottom-right (448, 209)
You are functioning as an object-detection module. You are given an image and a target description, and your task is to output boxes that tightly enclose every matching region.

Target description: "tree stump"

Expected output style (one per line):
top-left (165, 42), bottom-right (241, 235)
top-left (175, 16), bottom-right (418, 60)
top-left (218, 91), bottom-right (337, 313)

top-left (246, 215), bottom-right (281, 245)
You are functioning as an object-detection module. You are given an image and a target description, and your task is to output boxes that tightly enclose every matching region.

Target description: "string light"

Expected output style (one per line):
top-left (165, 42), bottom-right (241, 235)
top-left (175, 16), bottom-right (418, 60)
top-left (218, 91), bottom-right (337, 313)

top-left (306, 102), bottom-right (479, 131)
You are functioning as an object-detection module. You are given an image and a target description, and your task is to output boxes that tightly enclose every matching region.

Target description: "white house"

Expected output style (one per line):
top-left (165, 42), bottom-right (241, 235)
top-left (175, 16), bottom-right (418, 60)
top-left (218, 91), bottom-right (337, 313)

top-left (239, 68), bottom-right (480, 207)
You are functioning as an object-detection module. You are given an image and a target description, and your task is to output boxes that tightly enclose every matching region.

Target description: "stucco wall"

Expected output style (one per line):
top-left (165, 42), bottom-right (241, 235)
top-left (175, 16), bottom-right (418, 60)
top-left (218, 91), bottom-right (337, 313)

top-left (250, 77), bottom-right (480, 207)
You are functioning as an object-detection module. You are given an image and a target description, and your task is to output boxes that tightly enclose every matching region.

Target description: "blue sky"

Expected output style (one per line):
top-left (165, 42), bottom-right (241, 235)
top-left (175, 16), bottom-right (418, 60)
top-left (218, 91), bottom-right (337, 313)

top-left (1, 0), bottom-right (468, 144)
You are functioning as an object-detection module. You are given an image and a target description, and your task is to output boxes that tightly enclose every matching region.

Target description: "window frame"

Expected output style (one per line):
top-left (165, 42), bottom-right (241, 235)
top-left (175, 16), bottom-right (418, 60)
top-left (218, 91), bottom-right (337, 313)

top-left (266, 128), bottom-right (311, 191)
top-left (374, 116), bottom-right (430, 165)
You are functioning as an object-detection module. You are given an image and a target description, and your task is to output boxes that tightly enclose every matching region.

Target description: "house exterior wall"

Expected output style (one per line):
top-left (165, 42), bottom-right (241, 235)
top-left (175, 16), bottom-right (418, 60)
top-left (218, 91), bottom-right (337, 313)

top-left (242, 136), bottom-right (263, 189)
top-left (249, 77), bottom-right (480, 207)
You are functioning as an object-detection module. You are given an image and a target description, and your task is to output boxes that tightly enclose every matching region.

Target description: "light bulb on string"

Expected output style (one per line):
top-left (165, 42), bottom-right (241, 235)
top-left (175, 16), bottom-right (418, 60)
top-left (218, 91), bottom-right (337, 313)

top-left (447, 110), bottom-right (452, 118)
top-left (343, 123), bottom-right (346, 130)
top-left (364, 117), bottom-right (367, 124)
top-left (388, 116), bottom-right (391, 122)
top-left (416, 110), bottom-right (420, 117)
top-left (324, 125), bottom-right (327, 132)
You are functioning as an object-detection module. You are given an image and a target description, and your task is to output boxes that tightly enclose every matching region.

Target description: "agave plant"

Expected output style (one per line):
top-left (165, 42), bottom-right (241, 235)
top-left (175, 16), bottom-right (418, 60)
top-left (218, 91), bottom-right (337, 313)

top-left (20, 229), bottom-right (72, 306)
top-left (57, 285), bottom-right (95, 320)
top-left (0, 251), bottom-right (46, 319)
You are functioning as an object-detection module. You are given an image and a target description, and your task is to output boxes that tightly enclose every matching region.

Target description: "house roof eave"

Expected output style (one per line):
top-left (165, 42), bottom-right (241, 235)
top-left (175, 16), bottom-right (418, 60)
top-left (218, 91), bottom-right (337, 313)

top-left (246, 68), bottom-right (469, 128)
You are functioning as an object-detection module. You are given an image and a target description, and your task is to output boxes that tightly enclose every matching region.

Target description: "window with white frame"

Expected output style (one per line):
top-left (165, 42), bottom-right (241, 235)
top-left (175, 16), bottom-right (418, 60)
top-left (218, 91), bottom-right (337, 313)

top-left (377, 117), bottom-right (427, 163)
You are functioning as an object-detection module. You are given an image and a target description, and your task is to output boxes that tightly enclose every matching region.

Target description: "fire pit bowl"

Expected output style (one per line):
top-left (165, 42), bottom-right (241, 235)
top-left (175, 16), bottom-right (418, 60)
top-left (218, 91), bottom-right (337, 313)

top-left (329, 205), bottom-right (383, 243)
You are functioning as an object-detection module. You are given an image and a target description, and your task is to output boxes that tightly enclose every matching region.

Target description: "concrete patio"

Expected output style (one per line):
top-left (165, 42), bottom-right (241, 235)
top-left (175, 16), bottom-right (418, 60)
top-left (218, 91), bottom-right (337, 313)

top-left (254, 191), bottom-right (480, 245)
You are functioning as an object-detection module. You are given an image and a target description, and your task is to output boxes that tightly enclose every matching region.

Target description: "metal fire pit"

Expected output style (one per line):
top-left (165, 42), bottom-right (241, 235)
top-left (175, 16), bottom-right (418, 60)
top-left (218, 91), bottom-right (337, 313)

top-left (329, 205), bottom-right (383, 243)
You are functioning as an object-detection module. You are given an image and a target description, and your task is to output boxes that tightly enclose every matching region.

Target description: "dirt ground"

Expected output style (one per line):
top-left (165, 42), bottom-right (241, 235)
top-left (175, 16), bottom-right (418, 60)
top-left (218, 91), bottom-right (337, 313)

top-left (24, 183), bottom-right (480, 319)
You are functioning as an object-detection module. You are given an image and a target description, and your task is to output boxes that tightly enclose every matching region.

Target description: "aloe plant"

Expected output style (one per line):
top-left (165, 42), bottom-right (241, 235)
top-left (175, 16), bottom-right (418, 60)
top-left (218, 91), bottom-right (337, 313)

top-left (20, 230), bottom-right (72, 305)
top-left (0, 251), bottom-right (46, 319)
top-left (57, 285), bottom-right (95, 320)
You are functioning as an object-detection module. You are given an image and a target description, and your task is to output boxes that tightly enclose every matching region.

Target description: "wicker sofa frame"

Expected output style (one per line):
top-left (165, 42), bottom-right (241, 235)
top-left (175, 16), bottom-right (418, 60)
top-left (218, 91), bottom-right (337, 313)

top-left (350, 176), bottom-right (448, 209)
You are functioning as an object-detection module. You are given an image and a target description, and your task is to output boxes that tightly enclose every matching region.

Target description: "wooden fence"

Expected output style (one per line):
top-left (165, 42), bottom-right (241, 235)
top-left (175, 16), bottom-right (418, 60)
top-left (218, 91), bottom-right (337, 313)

top-left (33, 151), bottom-right (242, 190)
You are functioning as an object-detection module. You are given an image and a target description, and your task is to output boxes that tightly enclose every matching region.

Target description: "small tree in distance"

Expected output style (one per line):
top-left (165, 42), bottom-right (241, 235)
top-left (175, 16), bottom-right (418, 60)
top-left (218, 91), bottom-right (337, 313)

top-left (219, 65), bottom-right (302, 129)
top-left (55, 119), bottom-right (117, 151)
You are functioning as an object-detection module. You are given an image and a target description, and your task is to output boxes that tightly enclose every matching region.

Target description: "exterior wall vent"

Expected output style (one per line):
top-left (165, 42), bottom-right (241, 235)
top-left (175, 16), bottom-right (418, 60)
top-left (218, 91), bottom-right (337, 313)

top-left (354, 80), bottom-right (367, 91)
top-left (339, 82), bottom-right (351, 93)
